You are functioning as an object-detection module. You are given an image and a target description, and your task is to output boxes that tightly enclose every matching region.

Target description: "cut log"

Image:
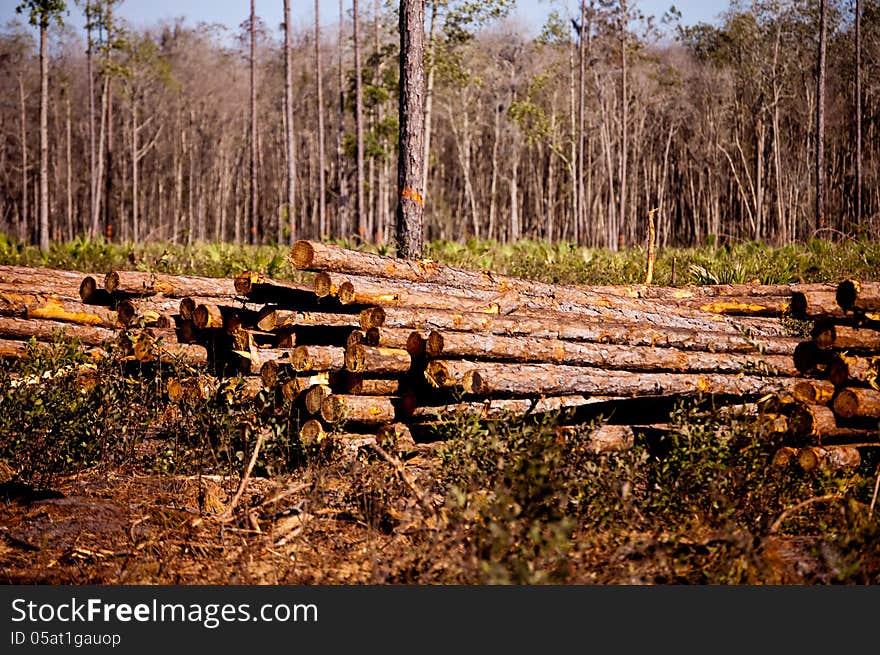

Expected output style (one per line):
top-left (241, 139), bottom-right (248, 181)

top-left (790, 291), bottom-right (850, 320)
top-left (797, 446), bottom-right (861, 472)
top-left (241, 347), bottom-right (297, 375)
top-left (0, 292), bottom-right (120, 328)
top-left (788, 404), bottom-right (837, 440)
top-left (426, 360), bottom-right (796, 398)
top-left (280, 372), bottom-right (331, 400)
top-left (77, 275), bottom-right (113, 305)
top-left (291, 345), bottom-right (345, 372)
top-left (424, 329), bottom-right (797, 376)
top-left (405, 394), bottom-right (619, 421)
top-left (376, 423), bottom-right (417, 452)
top-left (360, 306), bottom-right (798, 355)
top-left (320, 394), bottom-right (397, 424)
top-left (793, 341), bottom-right (833, 375)
top-left (789, 403), bottom-right (878, 444)
top-left (833, 387), bottom-right (880, 419)
top-left (233, 271), bottom-right (337, 310)
top-left (304, 384), bottom-right (333, 414)
top-left (344, 344), bottom-right (412, 374)
top-left (0, 316), bottom-right (117, 347)
top-left (334, 272), bottom-right (785, 336)
top-left (812, 322), bottom-right (880, 352)
top-left (584, 424), bottom-right (635, 454)
top-left (192, 303), bottom-right (225, 330)
top-left (772, 446), bottom-right (800, 468)
top-left (826, 353), bottom-right (879, 387)
top-left (291, 241), bottom-right (803, 318)
top-left (124, 331), bottom-right (209, 367)
top-left (335, 373), bottom-right (402, 396)
top-left (255, 307), bottom-right (360, 332)
top-left (836, 280), bottom-right (880, 313)
top-left (792, 379), bottom-right (836, 405)
top-left (117, 297), bottom-right (187, 327)
top-left (299, 419), bottom-right (327, 446)
top-left (104, 270), bottom-right (238, 298)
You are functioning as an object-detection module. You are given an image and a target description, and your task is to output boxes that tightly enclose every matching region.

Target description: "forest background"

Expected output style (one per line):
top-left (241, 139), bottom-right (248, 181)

top-left (0, 0), bottom-right (876, 256)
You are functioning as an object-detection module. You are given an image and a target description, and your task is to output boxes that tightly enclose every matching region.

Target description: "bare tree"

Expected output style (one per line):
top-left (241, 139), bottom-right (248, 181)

top-left (396, 0), bottom-right (425, 258)
top-left (283, 0), bottom-right (296, 244)
top-left (815, 0), bottom-right (827, 232)
top-left (17, 0), bottom-right (66, 251)
top-left (314, 0), bottom-right (327, 237)
top-left (249, 0), bottom-right (258, 244)
top-left (353, 0), bottom-right (366, 237)
top-left (854, 0), bottom-right (862, 232)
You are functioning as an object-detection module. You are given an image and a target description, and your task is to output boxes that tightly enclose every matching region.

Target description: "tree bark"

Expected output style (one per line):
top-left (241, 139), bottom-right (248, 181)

top-left (292, 344), bottom-right (345, 372)
top-left (813, 321), bottom-right (880, 351)
top-left (396, 0), bottom-right (426, 258)
top-left (353, 0), bottom-right (365, 236)
top-left (792, 379), bottom-right (836, 405)
top-left (104, 270), bottom-right (237, 298)
top-left (314, 0), bottom-right (327, 237)
top-left (836, 280), bottom-right (880, 312)
top-left (38, 16), bottom-right (49, 251)
top-left (855, 0), bottom-right (862, 231)
top-left (344, 343), bottom-right (411, 374)
top-left (815, 0), bottom-right (827, 232)
top-left (284, 0), bottom-right (297, 244)
top-left (320, 393), bottom-right (396, 424)
top-left (798, 446), bottom-right (861, 472)
top-left (360, 306), bottom-right (799, 355)
top-left (833, 387), bottom-right (880, 419)
top-left (425, 360), bottom-right (797, 398)
top-left (0, 315), bottom-right (117, 346)
top-left (424, 329), bottom-right (797, 376)
top-left (250, 0), bottom-right (259, 244)
top-left (256, 308), bottom-right (360, 332)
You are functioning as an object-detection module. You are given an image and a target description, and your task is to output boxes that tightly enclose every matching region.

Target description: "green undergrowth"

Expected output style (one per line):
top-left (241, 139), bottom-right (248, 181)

top-left (2, 333), bottom-right (880, 583)
top-left (1, 233), bottom-right (878, 285)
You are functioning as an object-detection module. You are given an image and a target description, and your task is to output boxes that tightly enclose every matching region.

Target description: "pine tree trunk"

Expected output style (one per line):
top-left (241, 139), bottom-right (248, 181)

top-left (250, 0), bottom-right (259, 244)
top-left (353, 0), bottom-right (366, 237)
top-left (815, 0), bottom-right (827, 232)
top-left (315, 0), bottom-right (327, 237)
top-left (38, 19), bottom-right (49, 251)
top-left (284, 0), bottom-right (297, 245)
top-left (396, 0), bottom-right (425, 258)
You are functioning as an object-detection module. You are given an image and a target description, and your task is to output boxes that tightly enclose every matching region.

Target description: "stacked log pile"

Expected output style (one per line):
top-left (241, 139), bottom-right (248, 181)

top-left (4, 250), bottom-right (875, 466)
top-left (770, 280), bottom-right (880, 472)
top-left (284, 240), bottom-right (807, 452)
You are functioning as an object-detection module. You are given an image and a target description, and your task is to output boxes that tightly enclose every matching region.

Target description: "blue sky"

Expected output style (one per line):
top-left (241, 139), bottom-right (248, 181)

top-left (3, 0), bottom-right (729, 38)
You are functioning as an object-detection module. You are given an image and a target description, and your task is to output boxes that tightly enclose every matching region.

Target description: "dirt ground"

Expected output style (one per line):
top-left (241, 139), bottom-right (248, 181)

top-left (0, 450), bottom-right (842, 586)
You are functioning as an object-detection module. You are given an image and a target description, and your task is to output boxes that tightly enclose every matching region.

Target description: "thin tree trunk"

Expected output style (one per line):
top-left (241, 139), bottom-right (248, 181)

top-left (337, 0), bottom-right (349, 236)
top-left (855, 0), bottom-right (862, 232)
top-left (250, 0), bottom-right (259, 244)
top-left (65, 91), bottom-right (73, 239)
top-left (421, 3), bottom-right (437, 201)
top-left (284, 0), bottom-right (297, 245)
top-left (353, 0), bottom-right (366, 237)
top-left (131, 97), bottom-right (139, 241)
top-left (38, 20), bottom-right (49, 251)
top-left (315, 0), bottom-right (327, 237)
top-left (396, 0), bottom-right (425, 258)
top-left (576, 0), bottom-right (587, 245)
top-left (618, 0), bottom-right (628, 250)
top-left (815, 0), bottom-right (827, 232)
top-left (86, 1), bottom-right (96, 240)
top-left (18, 73), bottom-right (28, 243)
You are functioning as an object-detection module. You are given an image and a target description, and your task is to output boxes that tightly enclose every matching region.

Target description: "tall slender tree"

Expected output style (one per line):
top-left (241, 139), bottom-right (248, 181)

top-left (249, 0), bottom-right (258, 244)
top-left (353, 0), bottom-right (366, 238)
top-left (337, 0), bottom-right (349, 235)
top-left (283, 0), bottom-right (296, 244)
top-left (16, 0), bottom-right (67, 251)
top-left (854, 0), bottom-right (862, 232)
top-left (815, 0), bottom-right (827, 232)
top-left (315, 0), bottom-right (327, 237)
top-left (396, 0), bottom-right (426, 258)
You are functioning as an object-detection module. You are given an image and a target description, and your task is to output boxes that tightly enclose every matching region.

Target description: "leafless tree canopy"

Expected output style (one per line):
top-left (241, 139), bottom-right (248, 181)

top-left (1, 0), bottom-right (877, 249)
